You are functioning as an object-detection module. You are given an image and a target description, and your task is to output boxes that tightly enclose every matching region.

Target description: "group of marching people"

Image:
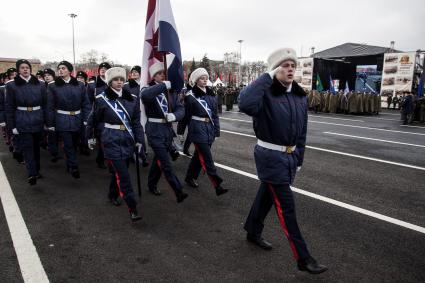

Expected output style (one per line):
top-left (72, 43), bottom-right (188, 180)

top-left (0, 59), bottom-right (226, 221)
top-left (308, 90), bottom-right (382, 115)
top-left (0, 46), bottom-right (329, 274)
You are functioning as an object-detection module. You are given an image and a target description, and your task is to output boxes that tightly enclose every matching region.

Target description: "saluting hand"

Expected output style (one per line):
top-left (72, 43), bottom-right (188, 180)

top-left (268, 66), bottom-right (283, 79)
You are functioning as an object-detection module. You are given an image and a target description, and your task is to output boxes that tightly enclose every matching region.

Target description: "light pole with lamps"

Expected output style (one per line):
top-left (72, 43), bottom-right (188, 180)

top-left (68, 13), bottom-right (77, 69)
top-left (238, 39), bottom-right (243, 86)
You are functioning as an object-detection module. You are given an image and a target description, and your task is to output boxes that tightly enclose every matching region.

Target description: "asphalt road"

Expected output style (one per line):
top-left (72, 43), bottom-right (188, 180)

top-left (1, 108), bottom-right (424, 282)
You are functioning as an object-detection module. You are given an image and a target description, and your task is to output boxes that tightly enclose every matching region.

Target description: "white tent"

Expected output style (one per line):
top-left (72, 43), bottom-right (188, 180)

top-left (213, 77), bottom-right (225, 87)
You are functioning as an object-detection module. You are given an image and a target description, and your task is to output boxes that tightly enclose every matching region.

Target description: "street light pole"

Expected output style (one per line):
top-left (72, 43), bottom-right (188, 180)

top-left (68, 13), bottom-right (77, 69)
top-left (238, 39), bottom-right (243, 86)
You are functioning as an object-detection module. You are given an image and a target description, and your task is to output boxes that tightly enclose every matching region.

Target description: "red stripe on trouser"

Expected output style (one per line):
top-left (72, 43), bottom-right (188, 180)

top-left (268, 184), bottom-right (300, 261)
top-left (195, 144), bottom-right (217, 188)
top-left (108, 160), bottom-right (124, 199)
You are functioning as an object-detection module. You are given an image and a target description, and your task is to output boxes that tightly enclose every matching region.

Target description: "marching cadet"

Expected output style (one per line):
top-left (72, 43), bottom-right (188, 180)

top-left (47, 61), bottom-right (91, 178)
top-left (123, 65), bottom-right (149, 166)
top-left (42, 68), bottom-right (61, 162)
top-left (123, 65), bottom-right (141, 96)
top-left (87, 62), bottom-right (111, 168)
top-left (141, 62), bottom-right (188, 202)
top-left (86, 67), bottom-right (144, 221)
top-left (182, 68), bottom-right (228, 196)
top-left (5, 59), bottom-right (47, 185)
top-left (36, 70), bottom-right (44, 82)
top-left (76, 70), bottom-right (88, 85)
top-left (239, 48), bottom-right (327, 274)
top-left (76, 70), bottom-right (91, 156)
top-left (0, 74), bottom-right (6, 136)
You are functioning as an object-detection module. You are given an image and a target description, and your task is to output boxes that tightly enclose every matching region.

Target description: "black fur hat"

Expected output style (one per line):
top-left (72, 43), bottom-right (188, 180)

top-left (130, 65), bottom-right (141, 74)
top-left (16, 59), bottom-right (32, 72)
top-left (76, 71), bottom-right (88, 81)
top-left (98, 62), bottom-right (112, 71)
top-left (36, 70), bottom-right (44, 76)
top-left (6, 67), bottom-right (17, 76)
top-left (58, 61), bottom-right (73, 72)
top-left (43, 68), bottom-right (55, 77)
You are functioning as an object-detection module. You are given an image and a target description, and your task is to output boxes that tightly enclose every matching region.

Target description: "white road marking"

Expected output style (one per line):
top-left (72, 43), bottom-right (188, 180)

top-left (309, 120), bottom-right (425, 136)
top-left (308, 115), bottom-right (364, 122)
top-left (0, 162), bottom-right (49, 283)
top-left (180, 152), bottom-right (425, 234)
top-left (323, 132), bottom-right (425, 148)
top-left (220, 129), bottom-right (425, 171)
top-left (400, 125), bottom-right (425, 129)
top-left (221, 117), bottom-right (425, 136)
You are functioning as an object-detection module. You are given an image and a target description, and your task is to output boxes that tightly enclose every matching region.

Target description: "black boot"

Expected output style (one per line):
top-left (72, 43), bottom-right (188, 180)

top-left (148, 187), bottom-right (162, 196)
top-left (215, 185), bottom-right (228, 196)
top-left (130, 209), bottom-right (142, 222)
top-left (109, 197), bottom-right (121, 206)
top-left (176, 191), bottom-right (188, 203)
top-left (297, 257), bottom-right (328, 274)
top-left (28, 176), bottom-right (37, 186)
top-left (170, 150), bottom-right (180, 161)
top-left (70, 168), bottom-right (80, 179)
top-left (247, 234), bottom-right (273, 250)
top-left (185, 177), bottom-right (199, 188)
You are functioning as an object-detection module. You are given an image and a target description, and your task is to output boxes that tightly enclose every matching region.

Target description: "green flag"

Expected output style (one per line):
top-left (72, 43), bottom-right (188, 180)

top-left (316, 74), bottom-right (324, 92)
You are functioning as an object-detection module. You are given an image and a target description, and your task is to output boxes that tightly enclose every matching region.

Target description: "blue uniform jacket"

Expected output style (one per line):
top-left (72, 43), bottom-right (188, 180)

top-left (123, 79), bottom-right (141, 98)
top-left (239, 73), bottom-right (308, 185)
top-left (182, 85), bottom-right (220, 144)
top-left (47, 77), bottom-right (91, 132)
top-left (0, 85), bottom-right (5, 124)
top-left (141, 81), bottom-right (184, 149)
top-left (5, 75), bottom-right (47, 133)
top-left (86, 87), bottom-right (144, 160)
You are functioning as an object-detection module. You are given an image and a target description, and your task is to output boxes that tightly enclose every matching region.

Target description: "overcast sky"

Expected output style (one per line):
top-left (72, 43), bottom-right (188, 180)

top-left (1, 0), bottom-right (424, 65)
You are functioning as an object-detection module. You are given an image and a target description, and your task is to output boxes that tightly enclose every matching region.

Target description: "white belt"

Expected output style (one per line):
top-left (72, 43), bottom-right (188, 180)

top-left (192, 116), bottom-right (210, 122)
top-left (17, 106), bottom-right (41, 111)
top-left (257, 139), bottom-right (296, 154)
top-left (104, 123), bottom-right (126, 131)
top-left (148, 118), bottom-right (166, 123)
top-left (57, 109), bottom-right (81, 115)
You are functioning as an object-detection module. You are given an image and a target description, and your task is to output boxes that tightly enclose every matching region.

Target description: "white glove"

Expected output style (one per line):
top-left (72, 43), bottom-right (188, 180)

top-left (178, 134), bottom-right (184, 144)
top-left (268, 66), bottom-right (283, 79)
top-left (297, 166), bottom-right (302, 172)
top-left (166, 113), bottom-right (176, 122)
top-left (164, 81), bottom-right (171, 90)
top-left (47, 127), bottom-right (55, 131)
top-left (135, 142), bottom-right (143, 153)
top-left (12, 128), bottom-right (19, 135)
top-left (88, 138), bottom-right (96, 150)
top-left (0, 122), bottom-right (5, 127)
top-left (83, 121), bottom-right (87, 126)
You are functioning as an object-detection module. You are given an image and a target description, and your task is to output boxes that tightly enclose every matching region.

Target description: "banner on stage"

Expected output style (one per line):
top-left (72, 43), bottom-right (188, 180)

top-left (294, 57), bottom-right (313, 91)
top-left (380, 52), bottom-right (416, 97)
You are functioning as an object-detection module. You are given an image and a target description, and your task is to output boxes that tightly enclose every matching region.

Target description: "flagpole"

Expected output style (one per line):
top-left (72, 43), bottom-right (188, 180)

top-left (163, 52), bottom-right (173, 113)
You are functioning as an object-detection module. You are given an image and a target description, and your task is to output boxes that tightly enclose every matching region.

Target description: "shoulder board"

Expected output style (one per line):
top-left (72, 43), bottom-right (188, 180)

top-left (131, 93), bottom-right (137, 98)
top-left (185, 90), bottom-right (193, 97)
top-left (95, 94), bottom-right (103, 99)
top-left (48, 81), bottom-right (55, 84)
top-left (124, 82), bottom-right (129, 85)
top-left (5, 80), bottom-right (14, 85)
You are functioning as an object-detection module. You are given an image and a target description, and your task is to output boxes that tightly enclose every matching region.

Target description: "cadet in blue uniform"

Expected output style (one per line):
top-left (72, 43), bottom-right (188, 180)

top-left (47, 61), bottom-right (91, 178)
top-left (182, 68), bottom-right (227, 196)
top-left (141, 62), bottom-right (188, 202)
top-left (239, 48), bottom-right (327, 274)
top-left (5, 59), bottom-right (47, 185)
top-left (76, 71), bottom-right (91, 156)
top-left (86, 62), bottom-right (111, 168)
top-left (87, 67), bottom-right (144, 221)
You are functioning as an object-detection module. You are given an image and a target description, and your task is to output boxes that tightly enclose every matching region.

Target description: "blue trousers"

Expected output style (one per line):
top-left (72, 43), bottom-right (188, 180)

top-left (18, 132), bottom-right (41, 177)
top-left (244, 182), bottom-right (311, 261)
top-left (47, 131), bottom-right (59, 157)
top-left (148, 146), bottom-right (182, 194)
top-left (107, 159), bottom-right (137, 210)
top-left (186, 143), bottom-right (222, 189)
top-left (58, 131), bottom-right (79, 170)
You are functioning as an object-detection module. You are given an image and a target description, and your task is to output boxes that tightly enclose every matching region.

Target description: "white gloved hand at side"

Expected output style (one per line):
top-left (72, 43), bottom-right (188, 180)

top-left (166, 113), bottom-right (176, 122)
top-left (12, 128), bottom-right (19, 135)
top-left (268, 66), bottom-right (283, 79)
top-left (135, 142), bottom-right (143, 153)
top-left (297, 166), bottom-right (302, 172)
top-left (164, 81), bottom-right (171, 90)
top-left (88, 138), bottom-right (96, 150)
top-left (0, 122), bottom-right (5, 127)
top-left (47, 127), bottom-right (55, 131)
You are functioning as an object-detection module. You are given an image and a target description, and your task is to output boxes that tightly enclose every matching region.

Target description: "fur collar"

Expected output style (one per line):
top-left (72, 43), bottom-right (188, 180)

top-left (192, 85), bottom-right (213, 97)
top-left (54, 77), bottom-right (79, 87)
top-left (148, 80), bottom-right (156, 87)
top-left (96, 76), bottom-right (107, 88)
top-left (128, 79), bottom-right (140, 88)
top-left (105, 87), bottom-right (133, 101)
top-left (270, 78), bottom-right (306, 97)
top-left (14, 75), bottom-right (40, 86)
